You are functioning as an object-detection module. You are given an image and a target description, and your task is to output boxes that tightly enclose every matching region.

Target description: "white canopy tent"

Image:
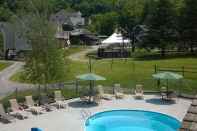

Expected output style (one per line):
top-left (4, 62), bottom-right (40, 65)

top-left (101, 32), bottom-right (130, 47)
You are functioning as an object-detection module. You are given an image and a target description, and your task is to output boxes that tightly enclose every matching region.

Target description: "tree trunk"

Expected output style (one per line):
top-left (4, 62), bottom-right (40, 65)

top-left (5, 49), bottom-right (9, 60)
top-left (161, 47), bottom-right (166, 57)
top-left (190, 43), bottom-right (194, 53)
top-left (132, 44), bottom-right (136, 52)
top-left (131, 33), bottom-right (135, 52)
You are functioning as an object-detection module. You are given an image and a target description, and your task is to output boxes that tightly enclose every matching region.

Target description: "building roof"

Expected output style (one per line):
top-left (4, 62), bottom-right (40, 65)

top-left (50, 10), bottom-right (85, 27)
top-left (179, 97), bottom-right (197, 131)
top-left (55, 31), bottom-right (70, 39)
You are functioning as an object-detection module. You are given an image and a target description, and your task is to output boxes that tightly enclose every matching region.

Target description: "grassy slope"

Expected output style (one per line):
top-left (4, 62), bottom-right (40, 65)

top-left (0, 62), bottom-right (11, 71)
top-left (64, 46), bottom-right (88, 56)
top-left (10, 51), bottom-right (197, 95)
top-left (66, 57), bottom-right (197, 94)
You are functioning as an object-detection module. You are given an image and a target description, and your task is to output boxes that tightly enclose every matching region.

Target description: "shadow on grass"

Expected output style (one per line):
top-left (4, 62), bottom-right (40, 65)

top-left (133, 53), bottom-right (197, 61)
top-left (68, 100), bottom-right (98, 108)
top-left (145, 98), bottom-right (176, 105)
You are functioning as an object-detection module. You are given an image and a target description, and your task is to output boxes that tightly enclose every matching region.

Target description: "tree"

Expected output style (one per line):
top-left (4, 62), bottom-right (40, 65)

top-left (49, 0), bottom-right (69, 13)
top-left (0, 6), bottom-right (12, 21)
top-left (14, 0), bottom-right (66, 85)
top-left (89, 12), bottom-right (119, 35)
top-left (144, 0), bottom-right (177, 56)
top-left (179, 0), bottom-right (197, 53)
top-left (73, 0), bottom-right (116, 17)
top-left (118, 0), bottom-right (146, 52)
top-left (0, 33), bottom-right (4, 54)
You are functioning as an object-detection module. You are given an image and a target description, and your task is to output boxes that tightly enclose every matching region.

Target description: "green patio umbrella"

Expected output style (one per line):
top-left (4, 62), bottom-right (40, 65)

top-left (152, 72), bottom-right (183, 96)
top-left (76, 73), bottom-right (106, 103)
top-left (76, 73), bottom-right (106, 81)
top-left (152, 72), bottom-right (183, 80)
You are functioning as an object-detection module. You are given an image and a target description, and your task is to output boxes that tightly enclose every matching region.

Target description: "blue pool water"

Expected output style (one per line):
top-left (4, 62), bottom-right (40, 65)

top-left (85, 110), bottom-right (181, 131)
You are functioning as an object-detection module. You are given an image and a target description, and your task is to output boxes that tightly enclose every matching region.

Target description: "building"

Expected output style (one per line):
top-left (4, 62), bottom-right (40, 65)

top-left (50, 10), bottom-right (85, 28)
top-left (0, 22), bottom-right (30, 59)
top-left (50, 10), bottom-right (99, 46)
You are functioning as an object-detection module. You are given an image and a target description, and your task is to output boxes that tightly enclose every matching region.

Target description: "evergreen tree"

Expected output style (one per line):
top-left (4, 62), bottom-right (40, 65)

top-left (179, 0), bottom-right (197, 53)
top-left (144, 0), bottom-right (177, 56)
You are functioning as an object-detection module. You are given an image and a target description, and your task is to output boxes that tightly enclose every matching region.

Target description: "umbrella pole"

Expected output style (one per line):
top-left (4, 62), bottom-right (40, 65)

top-left (167, 79), bottom-right (169, 98)
top-left (89, 80), bottom-right (92, 103)
top-left (157, 79), bottom-right (160, 89)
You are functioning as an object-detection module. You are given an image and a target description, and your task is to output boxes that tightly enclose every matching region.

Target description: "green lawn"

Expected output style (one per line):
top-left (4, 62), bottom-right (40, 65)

top-left (0, 61), bottom-right (11, 71)
top-left (11, 57), bottom-right (197, 95)
top-left (66, 57), bottom-right (197, 94)
top-left (64, 46), bottom-right (88, 56)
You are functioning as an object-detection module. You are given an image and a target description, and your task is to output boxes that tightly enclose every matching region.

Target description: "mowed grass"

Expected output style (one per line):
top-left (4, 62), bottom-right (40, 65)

top-left (0, 61), bottom-right (11, 71)
top-left (64, 46), bottom-right (88, 56)
top-left (10, 53), bottom-right (197, 95)
top-left (65, 57), bottom-right (197, 95)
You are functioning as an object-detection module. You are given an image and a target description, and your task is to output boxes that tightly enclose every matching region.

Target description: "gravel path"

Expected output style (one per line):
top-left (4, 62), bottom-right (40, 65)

top-left (0, 61), bottom-right (32, 98)
top-left (68, 46), bottom-right (99, 62)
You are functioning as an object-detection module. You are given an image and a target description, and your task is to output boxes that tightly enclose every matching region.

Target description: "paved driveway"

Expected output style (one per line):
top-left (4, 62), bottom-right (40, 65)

top-left (0, 61), bottom-right (32, 98)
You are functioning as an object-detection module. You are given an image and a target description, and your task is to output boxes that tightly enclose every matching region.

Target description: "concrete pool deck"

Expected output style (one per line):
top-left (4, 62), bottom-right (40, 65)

top-left (0, 95), bottom-right (192, 131)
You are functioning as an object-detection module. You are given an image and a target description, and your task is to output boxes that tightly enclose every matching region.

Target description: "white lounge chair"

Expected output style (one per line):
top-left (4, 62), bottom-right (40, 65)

top-left (0, 103), bottom-right (15, 123)
top-left (134, 84), bottom-right (144, 99)
top-left (25, 96), bottom-right (44, 115)
top-left (9, 99), bottom-right (28, 119)
top-left (93, 95), bottom-right (101, 104)
top-left (114, 84), bottom-right (124, 99)
top-left (97, 85), bottom-right (112, 100)
top-left (54, 91), bottom-right (67, 109)
top-left (39, 94), bottom-right (54, 112)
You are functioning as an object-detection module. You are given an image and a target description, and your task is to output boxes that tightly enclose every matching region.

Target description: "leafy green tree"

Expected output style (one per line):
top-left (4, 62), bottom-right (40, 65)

top-left (89, 12), bottom-right (119, 35)
top-left (14, 0), bottom-right (66, 85)
top-left (73, 0), bottom-right (116, 17)
top-left (0, 33), bottom-right (4, 54)
top-left (143, 0), bottom-right (177, 56)
top-left (118, 0), bottom-right (145, 52)
top-left (0, 6), bottom-right (12, 21)
top-left (49, 0), bottom-right (69, 13)
top-left (179, 0), bottom-right (197, 53)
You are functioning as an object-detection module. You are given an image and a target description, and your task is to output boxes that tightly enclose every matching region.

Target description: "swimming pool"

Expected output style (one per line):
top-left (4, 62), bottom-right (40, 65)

top-left (85, 110), bottom-right (181, 131)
